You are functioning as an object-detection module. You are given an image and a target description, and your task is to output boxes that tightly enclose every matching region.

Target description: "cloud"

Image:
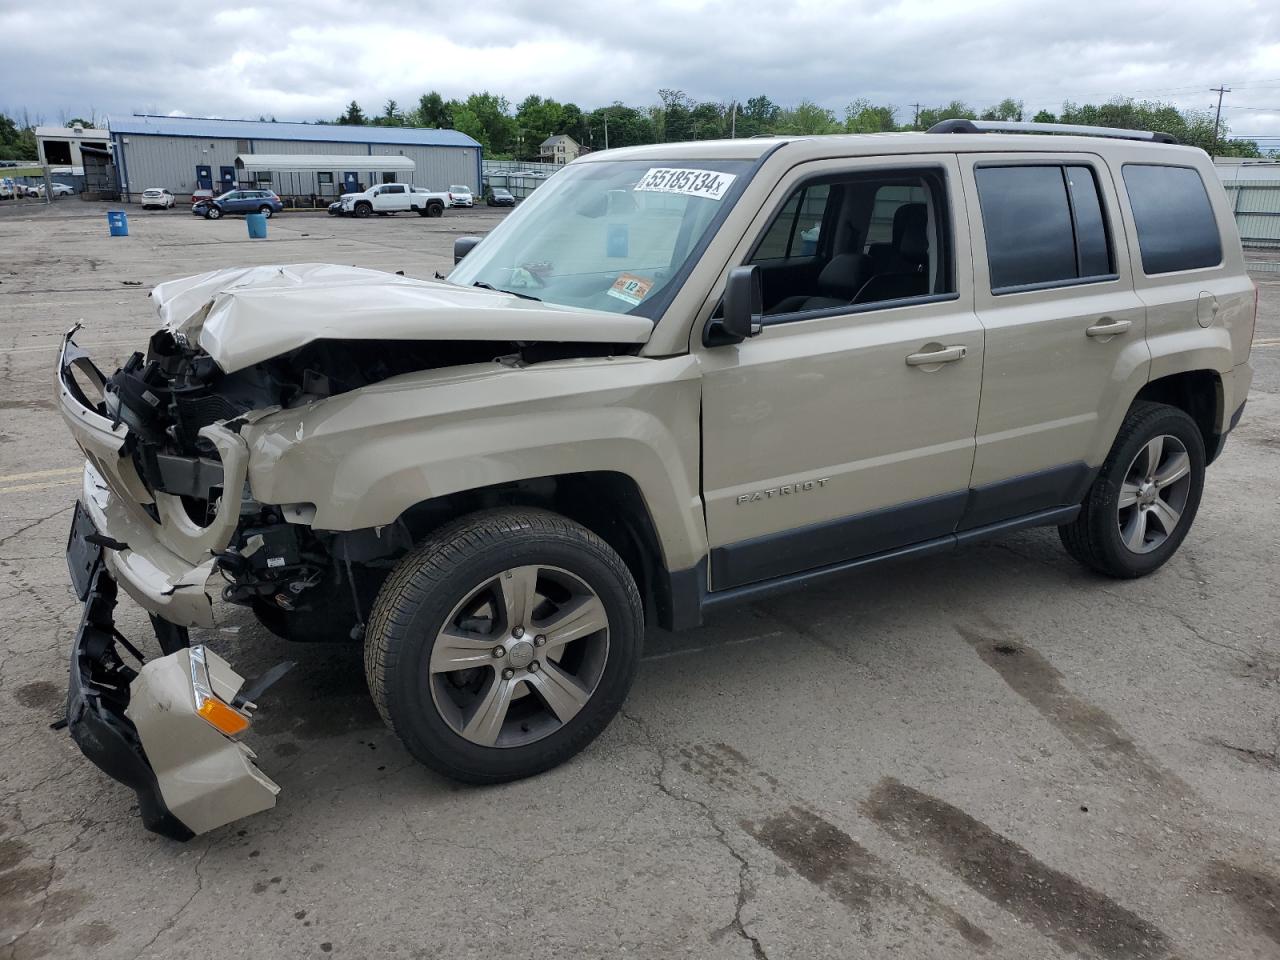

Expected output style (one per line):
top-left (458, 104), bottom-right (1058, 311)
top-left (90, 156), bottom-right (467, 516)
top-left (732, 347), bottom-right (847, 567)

top-left (3, 0), bottom-right (1279, 144)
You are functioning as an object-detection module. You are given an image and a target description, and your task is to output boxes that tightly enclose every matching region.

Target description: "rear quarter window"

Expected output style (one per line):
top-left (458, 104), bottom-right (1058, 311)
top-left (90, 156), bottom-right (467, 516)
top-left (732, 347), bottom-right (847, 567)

top-left (1122, 164), bottom-right (1222, 274)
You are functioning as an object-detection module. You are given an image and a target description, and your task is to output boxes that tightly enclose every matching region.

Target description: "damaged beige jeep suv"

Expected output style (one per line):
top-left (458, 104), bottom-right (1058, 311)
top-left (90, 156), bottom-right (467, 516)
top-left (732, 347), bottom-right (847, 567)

top-left (57, 119), bottom-right (1255, 838)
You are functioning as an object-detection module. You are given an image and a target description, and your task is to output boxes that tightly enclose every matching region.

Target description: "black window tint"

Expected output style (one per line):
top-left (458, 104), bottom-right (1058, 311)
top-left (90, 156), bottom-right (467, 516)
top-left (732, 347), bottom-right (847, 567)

top-left (975, 166), bottom-right (1076, 289)
top-left (1065, 166), bottom-right (1112, 278)
top-left (1123, 164), bottom-right (1222, 274)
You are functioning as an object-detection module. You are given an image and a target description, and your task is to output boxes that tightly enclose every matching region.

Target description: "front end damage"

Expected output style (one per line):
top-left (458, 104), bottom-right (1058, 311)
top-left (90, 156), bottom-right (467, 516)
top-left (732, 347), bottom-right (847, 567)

top-left (55, 264), bottom-right (655, 837)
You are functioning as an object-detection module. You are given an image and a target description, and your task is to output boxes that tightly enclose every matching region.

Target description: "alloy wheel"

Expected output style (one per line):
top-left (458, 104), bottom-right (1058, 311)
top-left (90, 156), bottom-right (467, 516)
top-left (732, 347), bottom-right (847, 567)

top-left (429, 565), bottom-right (610, 748)
top-left (1116, 434), bottom-right (1192, 554)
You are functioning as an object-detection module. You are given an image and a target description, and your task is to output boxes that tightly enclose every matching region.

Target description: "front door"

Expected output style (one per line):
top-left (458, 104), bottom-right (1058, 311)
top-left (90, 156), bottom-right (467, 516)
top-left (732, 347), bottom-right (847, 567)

top-left (699, 155), bottom-right (984, 590)
top-left (195, 165), bottom-right (212, 191)
top-left (219, 166), bottom-right (235, 190)
top-left (958, 154), bottom-right (1149, 528)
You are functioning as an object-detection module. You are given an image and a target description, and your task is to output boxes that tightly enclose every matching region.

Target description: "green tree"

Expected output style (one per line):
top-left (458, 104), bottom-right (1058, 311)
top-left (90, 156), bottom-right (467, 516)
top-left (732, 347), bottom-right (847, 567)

top-left (690, 102), bottom-right (726, 139)
top-left (1032, 109), bottom-right (1057, 123)
top-left (337, 101), bottom-right (367, 125)
top-left (776, 100), bottom-right (840, 135)
top-left (413, 91), bottom-right (451, 128)
top-left (734, 95), bottom-right (780, 138)
top-left (0, 114), bottom-right (37, 160)
top-left (1059, 98), bottom-right (1259, 156)
top-left (915, 101), bottom-right (976, 130)
top-left (657, 89), bottom-right (697, 142)
top-left (374, 99), bottom-right (405, 126)
top-left (585, 103), bottom-right (654, 149)
top-left (844, 99), bottom-right (897, 133)
top-left (980, 98), bottom-right (1024, 122)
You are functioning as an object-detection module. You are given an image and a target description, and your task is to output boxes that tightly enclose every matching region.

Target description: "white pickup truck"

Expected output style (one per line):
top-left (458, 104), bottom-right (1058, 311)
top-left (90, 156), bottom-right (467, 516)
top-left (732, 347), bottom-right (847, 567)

top-left (330, 183), bottom-right (448, 218)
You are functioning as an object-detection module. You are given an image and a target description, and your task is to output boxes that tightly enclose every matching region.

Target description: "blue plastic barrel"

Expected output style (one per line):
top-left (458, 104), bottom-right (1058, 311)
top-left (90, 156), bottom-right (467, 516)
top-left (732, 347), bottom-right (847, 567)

top-left (246, 213), bottom-right (267, 239)
top-left (107, 210), bottom-right (128, 237)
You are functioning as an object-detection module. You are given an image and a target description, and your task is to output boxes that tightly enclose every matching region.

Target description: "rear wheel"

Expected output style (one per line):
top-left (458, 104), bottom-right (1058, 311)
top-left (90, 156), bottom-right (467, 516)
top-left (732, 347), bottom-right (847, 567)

top-left (365, 508), bottom-right (642, 783)
top-left (426, 201), bottom-right (443, 218)
top-left (1059, 402), bottom-right (1205, 578)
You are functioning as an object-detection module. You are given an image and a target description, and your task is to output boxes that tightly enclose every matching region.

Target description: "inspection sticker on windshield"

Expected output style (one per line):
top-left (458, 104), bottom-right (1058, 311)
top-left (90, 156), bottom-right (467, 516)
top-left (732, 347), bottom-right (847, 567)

top-left (634, 168), bottom-right (737, 201)
top-left (607, 273), bottom-right (654, 306)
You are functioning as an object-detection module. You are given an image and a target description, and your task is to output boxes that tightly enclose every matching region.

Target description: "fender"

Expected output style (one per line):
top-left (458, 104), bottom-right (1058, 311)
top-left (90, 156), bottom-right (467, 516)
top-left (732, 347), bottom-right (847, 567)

top-left (241, 354), bottom-right (708, 571)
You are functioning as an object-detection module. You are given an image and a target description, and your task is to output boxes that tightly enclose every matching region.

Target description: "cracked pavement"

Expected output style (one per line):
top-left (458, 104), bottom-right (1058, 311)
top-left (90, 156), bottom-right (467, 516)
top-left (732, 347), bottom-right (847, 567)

top-left (1, 204), bottom-right (1278, 959)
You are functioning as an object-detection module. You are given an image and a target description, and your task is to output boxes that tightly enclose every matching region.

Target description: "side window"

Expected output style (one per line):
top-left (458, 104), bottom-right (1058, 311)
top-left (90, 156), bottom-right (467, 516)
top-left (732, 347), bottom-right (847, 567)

top-left (752, 185), bottom-right (830, 261)
top-left (747, 168), bottom-right (952, 319)
top-left (1122, 164), bottom-right (1222, 274)
top-left (975, 164), bottom-right (1115, 292)
top-left (387, 185), bottom-right (406, 195)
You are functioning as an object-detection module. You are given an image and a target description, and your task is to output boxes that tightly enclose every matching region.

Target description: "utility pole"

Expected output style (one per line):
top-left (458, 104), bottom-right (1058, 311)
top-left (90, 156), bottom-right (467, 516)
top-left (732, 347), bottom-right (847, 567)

top-left (603, 114), bottom-right (609, 151)
top-left (730, 101), bottom-right (737, 139)
top-left (911, 103), bottom-right (922, 129)
top-left (1210, 85), bottom-right (1230, 157)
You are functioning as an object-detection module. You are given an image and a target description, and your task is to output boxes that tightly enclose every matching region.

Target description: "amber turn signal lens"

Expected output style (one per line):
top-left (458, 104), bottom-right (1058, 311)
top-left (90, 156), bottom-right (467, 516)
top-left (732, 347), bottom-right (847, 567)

top-left (197, 696), bottom-right (250, 736)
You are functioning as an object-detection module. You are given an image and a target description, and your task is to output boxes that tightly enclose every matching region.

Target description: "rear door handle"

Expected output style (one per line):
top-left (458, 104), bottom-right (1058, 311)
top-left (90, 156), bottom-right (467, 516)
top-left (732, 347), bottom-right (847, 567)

top-left (905, 345), bottom-right (967, 366)
top-left (1085, 318), bottom-right (1132, 338)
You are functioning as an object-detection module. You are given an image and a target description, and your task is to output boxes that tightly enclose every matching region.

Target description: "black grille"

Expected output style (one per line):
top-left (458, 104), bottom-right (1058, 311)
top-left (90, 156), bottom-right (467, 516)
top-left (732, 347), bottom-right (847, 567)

top-left (173, 393), bottom-right (243, 444)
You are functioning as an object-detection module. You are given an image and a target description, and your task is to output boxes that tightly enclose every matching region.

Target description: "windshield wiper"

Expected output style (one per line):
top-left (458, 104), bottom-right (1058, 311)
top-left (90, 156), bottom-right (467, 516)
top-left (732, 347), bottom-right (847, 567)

top-left (472, 281), bottom-right (541, 302)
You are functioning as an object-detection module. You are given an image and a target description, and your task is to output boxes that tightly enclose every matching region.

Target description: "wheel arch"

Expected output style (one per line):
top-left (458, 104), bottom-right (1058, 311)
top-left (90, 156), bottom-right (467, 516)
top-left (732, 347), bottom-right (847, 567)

top-left (388, 471), bottom-right (694, 631)
top-left (1134, 369), bottom-right (1224, 462)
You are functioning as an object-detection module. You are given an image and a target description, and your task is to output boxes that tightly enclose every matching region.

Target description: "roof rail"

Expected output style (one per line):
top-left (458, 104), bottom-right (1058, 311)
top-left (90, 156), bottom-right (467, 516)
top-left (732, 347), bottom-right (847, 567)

top-left (925, 118), bottom-right (1178, 145)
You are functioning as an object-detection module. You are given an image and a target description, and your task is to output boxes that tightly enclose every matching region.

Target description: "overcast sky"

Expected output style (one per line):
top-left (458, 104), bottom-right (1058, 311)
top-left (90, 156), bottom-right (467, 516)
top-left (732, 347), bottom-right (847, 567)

top-left (5, 0), bottom-right (1280, 145)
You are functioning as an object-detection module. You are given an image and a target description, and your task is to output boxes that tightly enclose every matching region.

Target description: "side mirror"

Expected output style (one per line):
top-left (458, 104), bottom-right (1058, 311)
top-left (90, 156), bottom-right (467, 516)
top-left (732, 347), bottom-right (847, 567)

top-left (454, 236), bottom-right (482, 264)
top-left (704, 265), bottom-right (763, 346)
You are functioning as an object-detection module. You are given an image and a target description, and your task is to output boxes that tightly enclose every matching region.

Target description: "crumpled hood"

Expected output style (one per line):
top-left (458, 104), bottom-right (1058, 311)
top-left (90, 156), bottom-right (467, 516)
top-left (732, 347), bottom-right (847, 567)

top-left (151, 263), bottom-right (654, 373)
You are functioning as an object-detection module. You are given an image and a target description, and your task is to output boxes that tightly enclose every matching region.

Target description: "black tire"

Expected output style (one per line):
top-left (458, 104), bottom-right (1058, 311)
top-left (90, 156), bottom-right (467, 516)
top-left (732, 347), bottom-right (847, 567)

top-left (1059, 401), bottom-right (1206, 578)
top-left (364, 507), bottom-right (643, 784)
top-left (354, 202), bottom-right (371, 218)
top-left (204, 205), bottom-right (222, 220)
top-left (426, 201), bottom-right (444, 218)
top-left (258, 205), bottom-right (273, 218)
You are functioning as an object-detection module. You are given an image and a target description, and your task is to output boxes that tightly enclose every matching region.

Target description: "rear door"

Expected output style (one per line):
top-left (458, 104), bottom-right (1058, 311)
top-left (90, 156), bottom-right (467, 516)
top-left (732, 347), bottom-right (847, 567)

top-left (698, 155), bottom-right (985, 590)
top-left (958, 153), bottom-right (1149, 528)
top-left (379, 184), bottom-right (409, 211)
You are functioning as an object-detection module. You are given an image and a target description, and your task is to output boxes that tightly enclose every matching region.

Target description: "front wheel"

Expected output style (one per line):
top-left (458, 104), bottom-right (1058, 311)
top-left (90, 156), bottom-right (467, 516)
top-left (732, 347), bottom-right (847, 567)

top-left (204, 205), bottom-right (222, 220)
top-left (365, 508), bottom-right (643, 784)
top-left (1059, 402), bottom-right (1205, 578)
top-left (354, 202), bottom-right (371, 218)
top-left (258, 205), bottom-right (273, 218)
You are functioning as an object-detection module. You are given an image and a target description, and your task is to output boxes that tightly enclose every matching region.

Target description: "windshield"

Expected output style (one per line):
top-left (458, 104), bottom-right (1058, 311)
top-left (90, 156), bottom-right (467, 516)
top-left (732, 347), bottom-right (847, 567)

top-left (451, 185), bottom-right (469, 192)
top-left (449, 158), bottom-right (751, 317)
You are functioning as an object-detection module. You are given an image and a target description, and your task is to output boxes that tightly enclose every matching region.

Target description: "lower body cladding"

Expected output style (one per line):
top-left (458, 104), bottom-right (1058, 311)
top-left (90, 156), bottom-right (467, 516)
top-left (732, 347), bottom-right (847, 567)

top-left (66, 509), bottom-right (283, 839)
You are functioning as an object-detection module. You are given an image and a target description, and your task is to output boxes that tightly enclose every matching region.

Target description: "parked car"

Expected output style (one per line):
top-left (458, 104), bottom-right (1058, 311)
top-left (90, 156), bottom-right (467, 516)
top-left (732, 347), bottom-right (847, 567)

top-left (37, 182), bottom-right (76, 197)
top-left (54, 120), bottom-right (1256, 839)
top-left (487, 187), bottom-right (516, 207)
top-left (192, 188), bottom-right (283, 220)
top-left (0, 178), bottom-right (13, 199)
top-left (332, 183), bottom-right (447, 218)
top-left (141, 188), bottom-right (176, 210)
top-left (448, 184), bottom-right (474, 207)
top-left (190, 189), bottom-right (215, 208)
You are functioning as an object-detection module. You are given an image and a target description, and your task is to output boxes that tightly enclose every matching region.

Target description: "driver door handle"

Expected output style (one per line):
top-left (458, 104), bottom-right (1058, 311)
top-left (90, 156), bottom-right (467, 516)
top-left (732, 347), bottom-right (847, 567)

top-left (1086, 318), bottom-right (1132, 338)
top-left (905, 345), bottom-right (967, 366)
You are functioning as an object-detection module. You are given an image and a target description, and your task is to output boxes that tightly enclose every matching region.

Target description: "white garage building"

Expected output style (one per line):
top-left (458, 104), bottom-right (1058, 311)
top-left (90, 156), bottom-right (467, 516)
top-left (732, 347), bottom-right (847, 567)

top-left (108, 115), bottom-right (482, 203)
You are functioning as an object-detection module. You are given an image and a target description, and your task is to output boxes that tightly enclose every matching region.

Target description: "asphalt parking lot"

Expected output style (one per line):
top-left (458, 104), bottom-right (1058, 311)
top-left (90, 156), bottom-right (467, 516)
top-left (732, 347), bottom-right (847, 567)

top-left (1, 203), bottom-right (1278, 960)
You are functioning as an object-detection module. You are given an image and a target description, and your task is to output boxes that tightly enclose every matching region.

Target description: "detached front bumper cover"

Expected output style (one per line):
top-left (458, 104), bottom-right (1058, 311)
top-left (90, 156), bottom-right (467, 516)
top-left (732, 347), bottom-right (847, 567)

top-left (64, 508), bottom-right (284, 839)
top-left (66, 543), bottom-right (195, 840)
